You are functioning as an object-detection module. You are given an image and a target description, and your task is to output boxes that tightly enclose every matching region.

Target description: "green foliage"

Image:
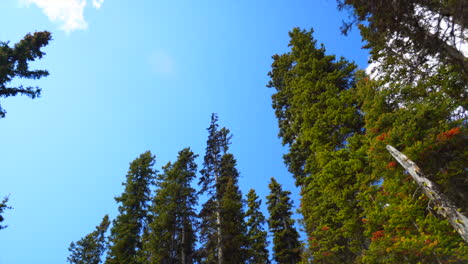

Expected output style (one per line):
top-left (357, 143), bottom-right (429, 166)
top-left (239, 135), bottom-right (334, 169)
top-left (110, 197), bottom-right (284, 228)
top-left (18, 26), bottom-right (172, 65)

top-left (106, 151), bottom-right (157, 264)
top-left (198, 114), bottom-right (248, 264)
top-left (0, 196), bottom-right (11, 230)
top-left (266, 178), bottom-right (301, 264)
top-left (0, 31), bottom-right (51, 117)
top-left (245, 189), bottom-right (270, 264)
top-left (338, 0), bottom-right (468, 107)
top-left (67, 215), bottom-right (110, 264)
top-left (144, 148), bottom-right (198, 264)
top-left (268, 28), bottom-right (366, 262)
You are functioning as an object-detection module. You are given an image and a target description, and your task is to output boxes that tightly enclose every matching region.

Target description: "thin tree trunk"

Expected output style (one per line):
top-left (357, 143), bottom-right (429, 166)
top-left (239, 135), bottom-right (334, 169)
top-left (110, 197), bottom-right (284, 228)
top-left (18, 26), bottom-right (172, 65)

top-left (386, 145), bottom-right (468, 243)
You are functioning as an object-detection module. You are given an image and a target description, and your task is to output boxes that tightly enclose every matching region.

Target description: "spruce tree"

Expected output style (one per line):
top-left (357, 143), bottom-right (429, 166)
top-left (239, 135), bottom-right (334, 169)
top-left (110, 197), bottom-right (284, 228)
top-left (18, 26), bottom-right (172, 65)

top-left (198, 114), bottom-right (247, 264)
top-left (245, 189), bottom-right (269, 264)
top-left (266, 178), bottom-right (301, 264)
top-left (67, 215), bottom-right (110, 264)
top-left (218, 154), bottom-right (248, 264)
top-left (144, 148), bottom-right (198, 264)
top-left (105, 151), bottom-right (156, 264)
top-left (268, 28), bottom-right (366, 262)
top-left (0, 31), bottom-right (52, 118)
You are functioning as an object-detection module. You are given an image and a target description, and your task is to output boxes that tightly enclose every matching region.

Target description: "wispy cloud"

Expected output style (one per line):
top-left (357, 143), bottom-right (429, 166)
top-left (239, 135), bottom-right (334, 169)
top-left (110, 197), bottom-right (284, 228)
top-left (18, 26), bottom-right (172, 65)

top-left (149, 50), bottom-right (177, 78)
top-left (20, 0), bottom-right (105, 33)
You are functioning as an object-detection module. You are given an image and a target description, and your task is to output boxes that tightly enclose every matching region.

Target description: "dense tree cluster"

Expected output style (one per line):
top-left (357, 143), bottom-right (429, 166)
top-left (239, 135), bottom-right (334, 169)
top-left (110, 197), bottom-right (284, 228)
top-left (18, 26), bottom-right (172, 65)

top-left (3, 2), bottom-right (467, 263)
top-left (67, 114), bottom-right (300, 264)
top-left (267, 1), bottom-right (467, 261)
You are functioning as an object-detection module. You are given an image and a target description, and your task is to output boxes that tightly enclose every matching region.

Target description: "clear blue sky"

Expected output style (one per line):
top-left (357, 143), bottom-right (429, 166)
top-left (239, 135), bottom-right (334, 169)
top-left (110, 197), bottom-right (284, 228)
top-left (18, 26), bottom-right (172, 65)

top-left (0, 1), bottom-right (368, 263)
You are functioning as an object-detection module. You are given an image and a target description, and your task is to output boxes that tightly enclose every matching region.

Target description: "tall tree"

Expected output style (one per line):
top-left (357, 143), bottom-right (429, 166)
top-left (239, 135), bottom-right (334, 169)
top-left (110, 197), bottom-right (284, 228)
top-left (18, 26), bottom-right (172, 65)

top-left (67, 215), bottom-right (110, 264)
top-left (337, 0), bottom-right (467, 107)
top-left (0, 31), bottom-right (52, 118)
top-left (198, 114), bottom-right (247, 264)
top-left (106, 151), bottom-right (156, 264)
top-left (245, 189), bottom-right (270, 264)
top-left (268, 28), bottom-right (366, 262)
top-left (144, 148), bottom-right (198, 264)
top-left (218, 154), bottom-right (248, 264)
top-left (266, 178), bottom-right (301, 264)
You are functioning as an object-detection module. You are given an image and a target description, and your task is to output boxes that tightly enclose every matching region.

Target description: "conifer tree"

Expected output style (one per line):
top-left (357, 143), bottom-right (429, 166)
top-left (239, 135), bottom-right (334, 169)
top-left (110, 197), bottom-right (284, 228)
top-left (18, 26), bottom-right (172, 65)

top-left (218, 154), bottom-right (248, 264)
top-left (67, 215), bottom-right (110, 264)
top-left (245, 189), bottom-right (269, 264)
top-left (266, 178), bottom-right (301, 264)
top-left (0, 31), bottom-right (52, 118)
top-left (268, 28), bottom-right (366, 262)
top-left (198, 114), bottom-right (247, 264)
top-left (105, 151), bottom-right (156, 264)
top-left (144, 148), bottom-right (198, 264)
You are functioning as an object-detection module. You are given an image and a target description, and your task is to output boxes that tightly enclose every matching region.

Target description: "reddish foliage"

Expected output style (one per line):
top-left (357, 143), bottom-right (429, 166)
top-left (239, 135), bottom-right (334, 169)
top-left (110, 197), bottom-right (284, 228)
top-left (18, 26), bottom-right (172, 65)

top-left (322, 252), bottom-right (332, 256)
top-left (321, 226), bottom-right (330, 231)
top-left (437, 127), bottom-right (461, 141)
top-left (386, 161), bottom-right (397, 169)
top-left (371, 230), bottom-right (385, 241)
top-left (377, 132), bottom-right (389, 141)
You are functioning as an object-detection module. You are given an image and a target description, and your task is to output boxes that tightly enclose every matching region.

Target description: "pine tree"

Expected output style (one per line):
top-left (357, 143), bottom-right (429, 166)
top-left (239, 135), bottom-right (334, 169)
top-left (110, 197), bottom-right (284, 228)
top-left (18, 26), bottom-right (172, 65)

top-left (266, 178), bottom-right (301, 264)
top-left (0, 31), bottom-right (52, 118)
top-left (105, 151), bottom-right (156, 264)
top-left (144, 148), bottom-right (198, 264)
top-left (337, 0), bottom-right (467, 106)
top-left (218, 154), bottom-right (248, 264)
top-left (67, 215), bottom-right (110, 264)
top-left (198, 114), bottom-right (247, 264)
top-left (268, 28), bottom-right (366, 262)
top-left (245, 189), bottom-right (269, 264)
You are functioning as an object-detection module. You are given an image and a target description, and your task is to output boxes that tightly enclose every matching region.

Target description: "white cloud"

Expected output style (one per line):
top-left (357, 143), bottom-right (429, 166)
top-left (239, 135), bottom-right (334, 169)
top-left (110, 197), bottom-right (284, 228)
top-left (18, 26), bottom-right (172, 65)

top-left (149, 50), bottom-right (176, 78)
top-left (20, 0), bottom-right (105, 33)
top-left (92, 0), bottom-right (104, 9)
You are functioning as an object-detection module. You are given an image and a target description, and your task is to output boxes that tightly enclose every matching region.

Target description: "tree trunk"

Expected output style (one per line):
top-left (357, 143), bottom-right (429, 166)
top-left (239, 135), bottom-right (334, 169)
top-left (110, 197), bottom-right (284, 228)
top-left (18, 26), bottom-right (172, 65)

top-left (386, 145), bottom-right (468, 243)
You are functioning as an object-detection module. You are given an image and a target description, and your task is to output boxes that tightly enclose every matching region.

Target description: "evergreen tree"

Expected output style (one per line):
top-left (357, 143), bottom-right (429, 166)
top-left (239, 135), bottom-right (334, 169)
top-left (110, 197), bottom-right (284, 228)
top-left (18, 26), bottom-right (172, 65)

top-left (266, 178), bottom-right (301, 264)
top-left (198, 114), bottom-right (247, 264)
top-left (67, 215), bottom-right (110, 264)
top-left (337, 0), bottom-right (467, 106)
top-left (106, 151), bottom-right (156, 264)
top-left (0, 196), bottom-right (11, 230)
top-left (268, 28), bottom-right (366, 262)
top-left (145, 148), bottom-right (198, 264)
top-left (218, 154), bottom-right (248, 264)
top-left (245, 189), bottom-right (269, 264)
top-left (0, 31), bottom-right (52, 118)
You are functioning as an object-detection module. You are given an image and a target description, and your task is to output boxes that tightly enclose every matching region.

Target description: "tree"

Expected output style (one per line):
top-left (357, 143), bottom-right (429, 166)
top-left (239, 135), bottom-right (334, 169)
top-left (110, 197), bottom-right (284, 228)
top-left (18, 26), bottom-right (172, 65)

top-left (144, 148), bottom-right (198, 264)
top-left (106, 151), bottom-right (156, 264)
top-left (0, 31), bottom-right (52, 117)
top-left (67, 215), bottom-right (110, 264)
top-left (198, 114), bottom-right (247, 264)
top-left (337, 0), bottom-right (467, 107)
top-left (0, 196), bottom-right (11, 230)
top-left (218, 154), bottom-right (248, 264)
top-left (266, 178), bottom-right (301, 264)
top-left (268, 28), bottom-right (366, 262)
top-left (245, 189), bottom-right (270, 264)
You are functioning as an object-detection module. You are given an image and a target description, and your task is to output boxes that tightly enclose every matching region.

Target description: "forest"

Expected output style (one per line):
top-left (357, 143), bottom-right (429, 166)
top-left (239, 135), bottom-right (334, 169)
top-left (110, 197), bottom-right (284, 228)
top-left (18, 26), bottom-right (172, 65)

top-left (1, 0), bottom-right (467, 263)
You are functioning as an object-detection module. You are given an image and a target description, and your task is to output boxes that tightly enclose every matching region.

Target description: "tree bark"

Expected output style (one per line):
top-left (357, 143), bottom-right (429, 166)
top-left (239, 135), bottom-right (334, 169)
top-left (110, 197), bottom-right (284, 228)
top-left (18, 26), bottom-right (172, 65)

top-left (386, 145), bottom-right (468, 243)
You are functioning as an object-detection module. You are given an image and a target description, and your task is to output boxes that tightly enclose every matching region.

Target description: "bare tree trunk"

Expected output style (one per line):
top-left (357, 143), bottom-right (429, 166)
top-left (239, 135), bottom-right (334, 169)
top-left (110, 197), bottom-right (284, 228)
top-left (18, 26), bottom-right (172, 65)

top-left (386, 145), bottom-right (468, 243)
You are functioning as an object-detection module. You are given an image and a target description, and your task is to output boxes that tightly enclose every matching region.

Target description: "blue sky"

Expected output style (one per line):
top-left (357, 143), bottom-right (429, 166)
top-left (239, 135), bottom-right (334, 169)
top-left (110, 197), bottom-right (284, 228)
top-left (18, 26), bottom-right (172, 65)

top-left (0, 1), bottom-right (368, 263)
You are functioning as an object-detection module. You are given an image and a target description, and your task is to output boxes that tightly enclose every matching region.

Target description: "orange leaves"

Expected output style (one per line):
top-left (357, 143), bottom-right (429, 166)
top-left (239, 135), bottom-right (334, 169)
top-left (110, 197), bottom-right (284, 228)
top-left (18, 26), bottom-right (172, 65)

top-left (377, 132), bottom-right (389, 141)
top-left (385, 161), bottom-right (397, 169)
top-left (437, 127), bottom-right (461, 142)
top-left (321, 226), bottom-right (330, 231)
top-left (371, 230), bottom-right (385, 241)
